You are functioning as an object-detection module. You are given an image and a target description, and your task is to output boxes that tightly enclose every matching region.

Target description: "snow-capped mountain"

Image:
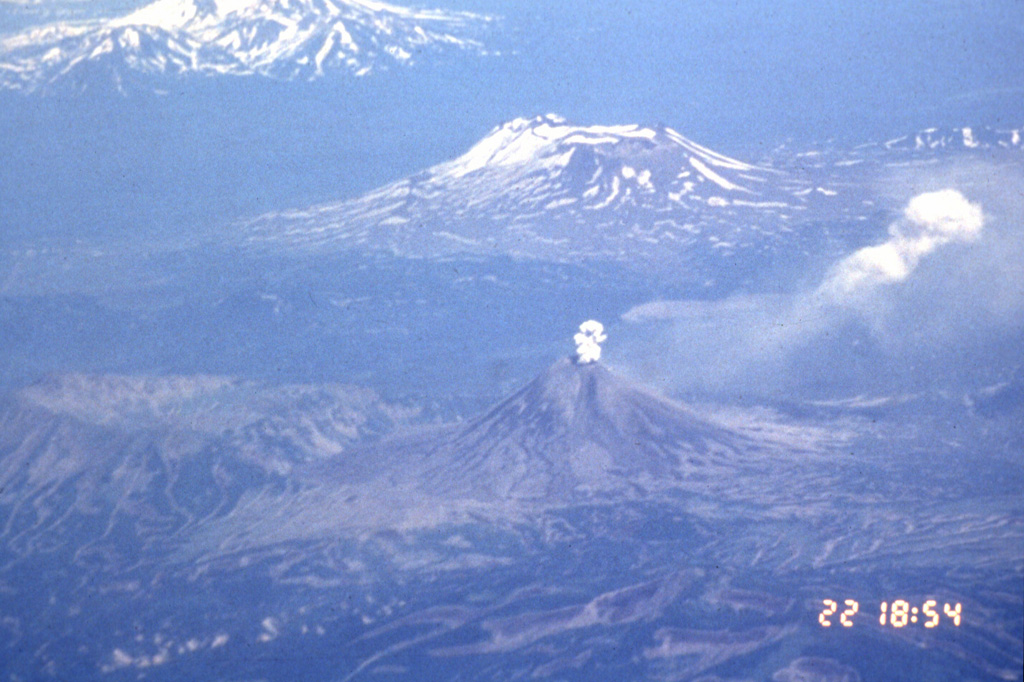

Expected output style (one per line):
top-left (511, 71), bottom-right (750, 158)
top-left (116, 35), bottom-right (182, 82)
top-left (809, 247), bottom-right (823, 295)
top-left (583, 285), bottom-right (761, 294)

top-left (0, 0), bottom-right (494, 91)
top-left (248, 117), bottom-right (1024, 275)
top-left (248, 114), bottom-right (851, 273)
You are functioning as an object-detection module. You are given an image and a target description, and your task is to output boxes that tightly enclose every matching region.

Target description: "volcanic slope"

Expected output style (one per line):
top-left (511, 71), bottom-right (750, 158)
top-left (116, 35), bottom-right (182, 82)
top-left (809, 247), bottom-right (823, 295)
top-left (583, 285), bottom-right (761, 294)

top-left (393, 357), bottom-right (805, 502)
top-left (213, 357), bottom-right (847, 545)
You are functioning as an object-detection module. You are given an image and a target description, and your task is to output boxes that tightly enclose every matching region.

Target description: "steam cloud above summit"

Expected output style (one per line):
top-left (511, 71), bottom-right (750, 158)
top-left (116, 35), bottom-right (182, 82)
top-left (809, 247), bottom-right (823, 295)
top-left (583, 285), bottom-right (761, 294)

top-left (574, 321), bottom-right (607, 364)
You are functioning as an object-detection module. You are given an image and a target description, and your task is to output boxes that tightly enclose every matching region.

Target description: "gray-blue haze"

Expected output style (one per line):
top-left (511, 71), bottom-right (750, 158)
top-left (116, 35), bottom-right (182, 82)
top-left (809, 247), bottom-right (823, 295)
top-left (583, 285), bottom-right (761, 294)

top-left (2, 0), bottom-right (1023, 243)
top-left (1, 0), bottom-right (1021, 398)
top-left (0, 2), bottom-right (1021, 681)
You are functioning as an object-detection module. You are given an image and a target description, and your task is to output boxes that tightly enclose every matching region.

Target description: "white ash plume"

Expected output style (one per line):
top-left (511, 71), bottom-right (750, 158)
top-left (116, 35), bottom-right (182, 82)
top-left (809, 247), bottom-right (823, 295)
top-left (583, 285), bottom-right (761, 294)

top-left (574, 320), bottom-right (607, 364)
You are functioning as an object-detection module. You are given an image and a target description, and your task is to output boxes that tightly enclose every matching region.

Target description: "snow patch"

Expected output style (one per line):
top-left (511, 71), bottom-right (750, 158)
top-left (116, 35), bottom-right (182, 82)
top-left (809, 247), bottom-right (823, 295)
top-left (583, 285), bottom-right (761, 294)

top-left (544, 197), bottom-right (577, 210)
top-left (689, 157), bottom-right (748, 192)
top-left (258, 617), bottom-right (280, 642)
top-left (962, 127), bottom-right (978, 148)
top-left (589, 174), bottom-right (621, 210)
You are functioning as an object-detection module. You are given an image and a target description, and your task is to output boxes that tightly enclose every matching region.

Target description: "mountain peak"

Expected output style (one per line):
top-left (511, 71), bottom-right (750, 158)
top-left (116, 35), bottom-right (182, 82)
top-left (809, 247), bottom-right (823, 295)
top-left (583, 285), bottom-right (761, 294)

top-left (109, 0), bottom-right (403, 29)
top-left (442, 113), bottom-right (760, 180)
top-left (400, 357), bottom-right (752, 502)
top-left (473, 357), bottom-right (694, 445)
top-left (109, 0), bottom-right (210, 29)
top-left (0, 0), bottom-right (494, 91)
top-left (249, 114), bottom-right (807, 271)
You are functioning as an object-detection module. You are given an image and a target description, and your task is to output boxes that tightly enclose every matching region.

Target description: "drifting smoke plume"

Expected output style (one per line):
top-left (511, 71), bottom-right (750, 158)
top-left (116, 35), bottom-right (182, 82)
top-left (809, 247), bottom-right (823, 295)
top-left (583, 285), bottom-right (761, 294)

top-left (819, 189), bottom-right (984, 300)
top-left (574, 320), bottom-right (607, 364)
top-left (618, 177), bottom-right (1024, 399)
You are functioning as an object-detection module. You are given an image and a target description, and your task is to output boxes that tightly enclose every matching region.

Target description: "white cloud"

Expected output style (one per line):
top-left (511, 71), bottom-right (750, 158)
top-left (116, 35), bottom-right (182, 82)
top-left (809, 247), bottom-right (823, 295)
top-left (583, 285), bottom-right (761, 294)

top-left (820, 189), bottom-right (983, 299)
top-left (573, 319), bottom-right (607, 364)
top-left (904, 189), bottom-right (983, 236)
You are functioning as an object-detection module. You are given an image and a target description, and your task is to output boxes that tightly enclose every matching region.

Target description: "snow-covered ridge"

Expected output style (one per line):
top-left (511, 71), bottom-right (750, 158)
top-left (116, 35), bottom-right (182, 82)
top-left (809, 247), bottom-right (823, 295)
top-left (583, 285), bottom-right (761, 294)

top-left (249, 117), bottom-right (1019, 275)
top-left (0, 0), bottom-right (495, 92)
top-left (444, 114), bottom-right (760, 180)
top-left (880, 126), bottom-right (1023, 151)
top-left (16, 371), bottom-right (415, 461)
top-left (247, 113), bottom-right (840, 273)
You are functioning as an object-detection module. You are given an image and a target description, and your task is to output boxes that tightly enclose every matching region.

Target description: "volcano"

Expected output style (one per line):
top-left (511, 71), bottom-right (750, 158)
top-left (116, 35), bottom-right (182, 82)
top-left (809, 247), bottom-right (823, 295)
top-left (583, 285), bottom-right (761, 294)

top-left (398, 357), bottom-right (766, 501)
top-left (237, 355), bottom-right (839, 541)
top-left (246, 114), bottom-right (845, 274)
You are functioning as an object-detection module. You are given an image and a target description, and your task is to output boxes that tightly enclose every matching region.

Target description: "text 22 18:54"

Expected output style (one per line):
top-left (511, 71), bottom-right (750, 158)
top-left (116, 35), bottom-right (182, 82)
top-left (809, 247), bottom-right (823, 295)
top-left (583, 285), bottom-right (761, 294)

top-left (819, 599), bottom-right (962, 628)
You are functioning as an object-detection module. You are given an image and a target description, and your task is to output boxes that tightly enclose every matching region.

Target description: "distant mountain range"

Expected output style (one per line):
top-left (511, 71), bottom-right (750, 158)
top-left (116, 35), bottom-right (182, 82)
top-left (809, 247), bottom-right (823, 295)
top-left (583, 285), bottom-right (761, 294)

top-left (0, 0), bottom-right (495, 92)
top-left (880, 126), bottom-right (1022, 151)
top-left (2, 372), bottom-right (414, 480)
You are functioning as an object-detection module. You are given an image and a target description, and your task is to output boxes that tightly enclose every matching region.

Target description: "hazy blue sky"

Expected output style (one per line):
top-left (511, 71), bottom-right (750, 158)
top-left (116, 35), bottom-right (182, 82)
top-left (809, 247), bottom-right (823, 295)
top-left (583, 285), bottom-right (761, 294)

top-left (2, 0), bottom-right (1021, 246)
